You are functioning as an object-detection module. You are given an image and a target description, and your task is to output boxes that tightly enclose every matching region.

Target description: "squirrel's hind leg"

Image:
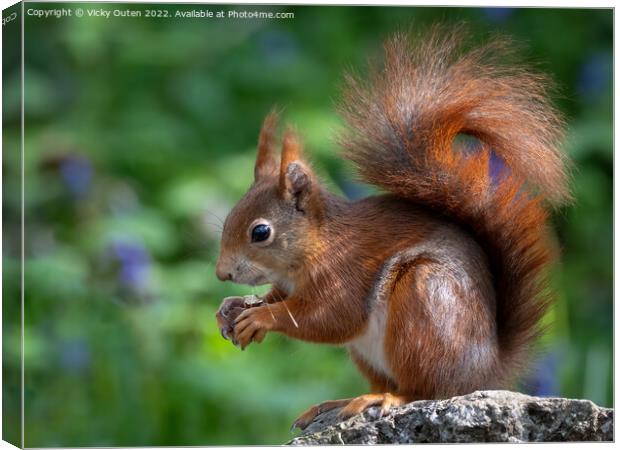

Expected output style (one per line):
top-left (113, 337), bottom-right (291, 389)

top-left (338, 352), bottom-right (411, 419)
top-left (383, 239), bottom-right (498, 399)
top-left (292, 350), bottom-right (405, 431)
top-left (350, 346), bottom-right (398, 393)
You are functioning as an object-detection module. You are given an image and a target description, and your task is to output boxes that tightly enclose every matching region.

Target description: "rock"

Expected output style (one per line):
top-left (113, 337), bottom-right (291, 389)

top-left (287, 390), bottom-right (613, 444)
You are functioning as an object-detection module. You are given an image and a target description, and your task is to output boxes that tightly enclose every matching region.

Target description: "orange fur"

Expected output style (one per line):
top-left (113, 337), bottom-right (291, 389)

top-left (216, 25), bottom-right (571, 428)
top-left (254, 109), bottom-right (279, 181)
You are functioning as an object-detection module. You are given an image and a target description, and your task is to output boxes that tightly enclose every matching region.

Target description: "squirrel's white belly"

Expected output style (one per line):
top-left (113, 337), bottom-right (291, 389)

top-left (347, 300), bottom-right (394, 380)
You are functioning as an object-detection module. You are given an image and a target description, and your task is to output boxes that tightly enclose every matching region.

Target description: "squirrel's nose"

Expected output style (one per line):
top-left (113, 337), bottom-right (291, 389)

top-left (216, 265), bottom-right (233, 282)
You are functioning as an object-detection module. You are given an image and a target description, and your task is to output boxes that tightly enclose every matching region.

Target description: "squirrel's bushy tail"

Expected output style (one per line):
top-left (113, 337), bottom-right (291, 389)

top-left (339, 26), bottom-right (570, 381)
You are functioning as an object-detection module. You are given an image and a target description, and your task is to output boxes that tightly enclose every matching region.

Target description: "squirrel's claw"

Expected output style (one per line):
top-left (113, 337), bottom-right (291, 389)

top-left (215, 296), bottom-right (247, 348)
top-left (220, 327), bottom-right (229, 340)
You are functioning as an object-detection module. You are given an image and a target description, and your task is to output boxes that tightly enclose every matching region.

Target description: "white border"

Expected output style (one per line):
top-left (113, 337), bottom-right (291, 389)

top-left (0, 2), bottom-right (615, 450)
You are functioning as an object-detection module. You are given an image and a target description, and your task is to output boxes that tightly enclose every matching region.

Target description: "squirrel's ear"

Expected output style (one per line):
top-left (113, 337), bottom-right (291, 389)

top-left (279, 129), bottom-right (317, 213)
top-left (254, 110), bottom-right (279, 182)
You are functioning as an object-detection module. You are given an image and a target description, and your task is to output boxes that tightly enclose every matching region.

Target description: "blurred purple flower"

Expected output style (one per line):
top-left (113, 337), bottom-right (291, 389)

top-left (523, 351), bottom-right (561, 397)
top-left (482, 8), bottom-right (514, 23)
top-left (59, 338), bottom-right (91, 374)
top-left (110, 238), bottom-right (151, 290)
top-left (577, 53), bottom-right (612, 100)
top-left (455, 134), bottom-right (509, 186)
top-left (489, 150), bottom-right (509, 185)
top-left (59, 156), bottom-right (92, 198)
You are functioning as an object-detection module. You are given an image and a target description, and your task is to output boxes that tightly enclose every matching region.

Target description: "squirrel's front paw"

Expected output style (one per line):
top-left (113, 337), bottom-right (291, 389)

top-left (215, 296), bottom-right (246, 343)
top-left (233, 306), bottom-right (275, 350)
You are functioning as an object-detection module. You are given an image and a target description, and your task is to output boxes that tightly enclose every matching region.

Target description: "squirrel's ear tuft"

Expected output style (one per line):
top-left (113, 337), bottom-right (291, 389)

top-left (254, 109), bottom-right (279, 182)
top-left (279, 129), bottom-right (319, 213)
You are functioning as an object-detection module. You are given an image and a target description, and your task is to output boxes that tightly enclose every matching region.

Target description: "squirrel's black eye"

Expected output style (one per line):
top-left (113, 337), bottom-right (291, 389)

top-left (251, 224), bottom-right (271, 243)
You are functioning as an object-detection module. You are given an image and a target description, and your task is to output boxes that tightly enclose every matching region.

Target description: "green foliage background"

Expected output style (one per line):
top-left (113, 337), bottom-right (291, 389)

top-left (2, 3), bottom-right (613, 446)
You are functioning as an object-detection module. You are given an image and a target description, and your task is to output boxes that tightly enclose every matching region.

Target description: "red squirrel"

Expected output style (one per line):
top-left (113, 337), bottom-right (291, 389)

top-left (214, 27), bottom-right (571, 430)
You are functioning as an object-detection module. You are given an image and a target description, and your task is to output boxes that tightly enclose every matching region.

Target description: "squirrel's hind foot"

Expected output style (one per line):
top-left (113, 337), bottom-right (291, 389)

top-left (338, 392), bottom-right (406, 419)
top-left (291, 393), bottom-right (406, 431)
